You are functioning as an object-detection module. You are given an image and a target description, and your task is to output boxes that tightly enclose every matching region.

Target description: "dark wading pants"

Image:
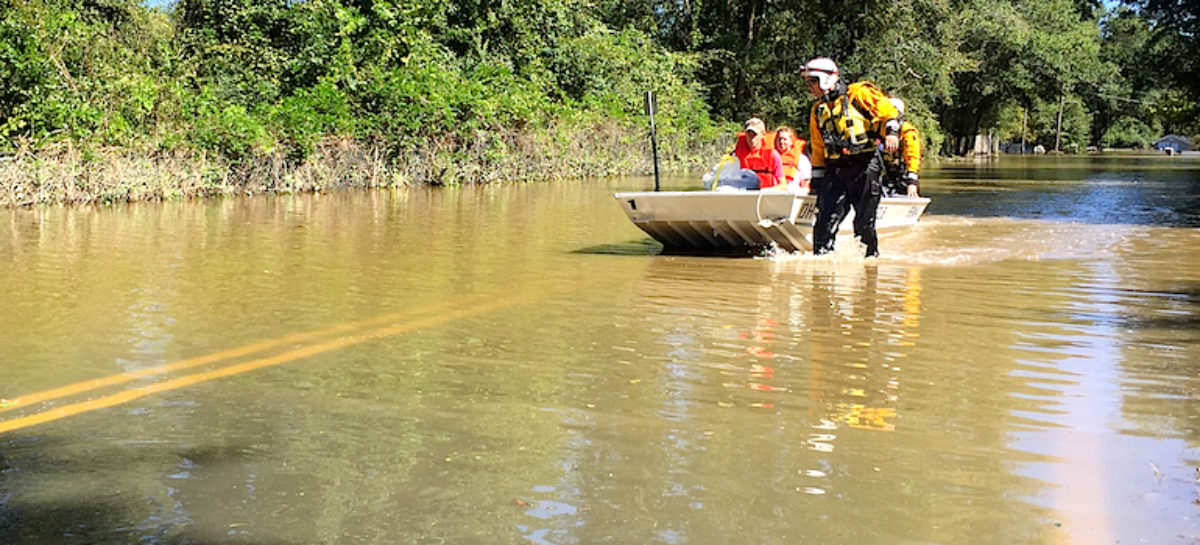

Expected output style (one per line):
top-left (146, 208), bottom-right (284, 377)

top-left (813, 150), bottom-right (885, 257)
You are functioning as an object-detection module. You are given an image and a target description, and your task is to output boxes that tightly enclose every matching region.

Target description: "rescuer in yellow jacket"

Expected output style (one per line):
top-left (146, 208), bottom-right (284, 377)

top-left (804, 57), bottom-right (899, 257)
top-left (882, 98), bottom-right (921, 198)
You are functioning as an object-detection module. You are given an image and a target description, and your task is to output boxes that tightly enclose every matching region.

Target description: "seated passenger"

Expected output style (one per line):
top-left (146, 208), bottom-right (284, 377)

top-left (733, 118), bottom-right (784, 189)
top-left (774, 126), bottom-right (812, 194)
top-left (881, 98), bottom-right (921, 198)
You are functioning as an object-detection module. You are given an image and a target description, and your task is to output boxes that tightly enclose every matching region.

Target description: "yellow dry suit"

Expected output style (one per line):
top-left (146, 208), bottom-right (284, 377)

top-left (816, 96), bottom-right (873, 159)
top-left (806, 80), bottom-right (899, 258)
top-left (808, 81), bottom-right (898, 169)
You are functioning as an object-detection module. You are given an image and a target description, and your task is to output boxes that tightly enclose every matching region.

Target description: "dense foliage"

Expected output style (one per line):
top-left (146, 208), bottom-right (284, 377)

top-left (2, 0), bottom-right (1198, 177)
top-left (602, 0), bottom-right (1199, 154)
top-left (0, 0), bottom-right (719, 176)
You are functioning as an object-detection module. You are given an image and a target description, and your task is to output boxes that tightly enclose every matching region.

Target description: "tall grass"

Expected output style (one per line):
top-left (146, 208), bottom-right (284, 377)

top-left (0, 123), bottom-right (727, 206)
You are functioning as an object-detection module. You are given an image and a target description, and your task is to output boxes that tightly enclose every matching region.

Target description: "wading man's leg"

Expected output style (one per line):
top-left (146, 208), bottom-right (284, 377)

top-left (813, 172), bottom-right (850, 255)
top-left (849, 152), bottom-right (885, 257)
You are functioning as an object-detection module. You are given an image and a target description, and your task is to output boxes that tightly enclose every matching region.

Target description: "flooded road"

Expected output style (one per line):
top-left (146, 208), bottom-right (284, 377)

top-left (1, 154), bottom-right (1198, 544)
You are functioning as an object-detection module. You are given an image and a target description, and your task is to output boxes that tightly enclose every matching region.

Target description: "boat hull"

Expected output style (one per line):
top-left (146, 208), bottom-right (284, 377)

top-left (613, 191), bottom-right (930, 255)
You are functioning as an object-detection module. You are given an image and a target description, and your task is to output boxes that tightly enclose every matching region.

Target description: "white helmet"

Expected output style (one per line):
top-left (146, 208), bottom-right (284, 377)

top-left (803, 57), bottom-right (839, 92)
top-left (890, 98), bottom-right (905, 117)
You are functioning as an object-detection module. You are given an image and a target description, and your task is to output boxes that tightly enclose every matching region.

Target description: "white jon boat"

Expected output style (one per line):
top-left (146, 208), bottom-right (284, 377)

top-left (613, 190), bottom-right (930, 255)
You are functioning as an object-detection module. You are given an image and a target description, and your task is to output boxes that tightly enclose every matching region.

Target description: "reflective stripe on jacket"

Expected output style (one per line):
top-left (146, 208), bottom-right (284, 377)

top-left (883, 121), bottom-right (921, 178)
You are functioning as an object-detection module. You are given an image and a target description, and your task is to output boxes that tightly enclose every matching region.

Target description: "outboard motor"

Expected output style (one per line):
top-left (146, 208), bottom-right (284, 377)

top-left (703, 159), bottom-right (760, 190)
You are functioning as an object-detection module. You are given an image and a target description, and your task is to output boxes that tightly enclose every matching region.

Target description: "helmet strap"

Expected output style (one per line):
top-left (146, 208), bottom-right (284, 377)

top-left (820, 81), bottom-right (847, 102)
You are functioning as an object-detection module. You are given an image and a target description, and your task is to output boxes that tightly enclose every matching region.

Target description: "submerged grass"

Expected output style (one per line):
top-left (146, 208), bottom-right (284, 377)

top-left (0, 124), bottom-right (726, 207)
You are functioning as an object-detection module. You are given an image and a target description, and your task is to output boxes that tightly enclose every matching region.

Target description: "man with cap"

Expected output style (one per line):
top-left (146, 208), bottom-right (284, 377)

top-left (803, 57), bottom-right (900, 257)
top-left (734, 117), bottom-right (785, 189)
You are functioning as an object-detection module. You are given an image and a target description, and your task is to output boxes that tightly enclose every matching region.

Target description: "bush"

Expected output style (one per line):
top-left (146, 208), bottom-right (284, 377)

top-left (1101, 116), bottom-right (1158, 148)
top-left (186, 90), bottom-right (275, 159)
top-left (266, 79), bottom-right (355, 158)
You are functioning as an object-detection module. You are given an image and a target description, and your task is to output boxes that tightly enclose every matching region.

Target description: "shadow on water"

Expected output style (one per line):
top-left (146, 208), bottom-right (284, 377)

top-left (1106, 286), bottom-right (1200, 330)
top-left (0, 435), bottom-right (273, 545)
top-left (0, 498), bottom-right (288, 545)
top-left (572, 239), bottom-right (662, 256)
top-left (1121, 313), bottom-right (1200, 331)
top-left (573, 240), bottom-right (781, 258)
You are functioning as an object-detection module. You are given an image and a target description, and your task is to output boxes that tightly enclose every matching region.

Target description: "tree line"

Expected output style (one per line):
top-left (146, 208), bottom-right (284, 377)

top-left (2, 0), bottom-right (1197, 170)
top-left (603, 0), bottom-right (1200, 154)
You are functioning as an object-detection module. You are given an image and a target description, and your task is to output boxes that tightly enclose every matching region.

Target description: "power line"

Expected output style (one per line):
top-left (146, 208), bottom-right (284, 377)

top-left (1096, 93), bottom-right (1154, 104)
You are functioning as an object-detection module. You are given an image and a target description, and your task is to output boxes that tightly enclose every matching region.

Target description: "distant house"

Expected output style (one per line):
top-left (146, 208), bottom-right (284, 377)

top-left (1002, 142), bottom-right (1036, 154)
top-left (1153, 135), bottom-right (1191, 153)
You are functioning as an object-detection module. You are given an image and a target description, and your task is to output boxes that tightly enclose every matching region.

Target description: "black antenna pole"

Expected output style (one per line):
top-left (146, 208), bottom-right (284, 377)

top-left (644, 91), bottom-right (661, 192)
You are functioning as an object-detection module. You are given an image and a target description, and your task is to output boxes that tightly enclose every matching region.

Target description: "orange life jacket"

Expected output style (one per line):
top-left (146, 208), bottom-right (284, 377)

top-left (778, 139), bottom-right (806, 182)
top-left (735, 131), bottom-right (780, 188)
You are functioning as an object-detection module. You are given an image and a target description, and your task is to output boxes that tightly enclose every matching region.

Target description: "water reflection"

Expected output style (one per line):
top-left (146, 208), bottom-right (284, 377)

top-left (525, 257), bottom-right (1036, 544)
top-left (929, 154), bottom-right (1200, 226)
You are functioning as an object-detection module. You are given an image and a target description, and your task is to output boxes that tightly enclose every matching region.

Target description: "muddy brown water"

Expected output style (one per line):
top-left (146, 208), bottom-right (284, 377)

top-left (1, 154), bottom-right (1198, 544)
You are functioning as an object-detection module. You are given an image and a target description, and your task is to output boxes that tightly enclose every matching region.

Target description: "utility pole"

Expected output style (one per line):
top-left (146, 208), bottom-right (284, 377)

top-left (1021, 107), bottom-right (1027, 154)
top-left (1055, 90), bottom-right (1064, 153)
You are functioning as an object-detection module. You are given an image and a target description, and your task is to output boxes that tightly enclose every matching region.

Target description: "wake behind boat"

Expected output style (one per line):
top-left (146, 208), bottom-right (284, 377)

top-left (613, 190), bottom-right (930, 255)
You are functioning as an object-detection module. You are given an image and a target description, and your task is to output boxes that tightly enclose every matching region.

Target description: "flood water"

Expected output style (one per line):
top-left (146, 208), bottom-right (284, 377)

top-left (1, 154), bottom-right (1199, 544)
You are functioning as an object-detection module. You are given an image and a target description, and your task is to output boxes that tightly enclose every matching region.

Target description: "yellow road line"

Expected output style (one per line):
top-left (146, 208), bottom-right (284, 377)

top-left (0, 295), bottom-right (521, 435)
top-left (0, 294), bottom-right (492, 414)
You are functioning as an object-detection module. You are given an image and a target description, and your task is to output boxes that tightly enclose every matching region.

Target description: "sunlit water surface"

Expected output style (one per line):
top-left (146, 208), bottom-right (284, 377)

top-left (1, 154), bottom-right (1199, 544)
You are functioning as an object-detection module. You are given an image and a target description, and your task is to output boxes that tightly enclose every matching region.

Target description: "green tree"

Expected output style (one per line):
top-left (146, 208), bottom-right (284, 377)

top-left (934, 0), bottom-right (1110, 153)
top-left (1101, 115), bottom-right (1158, 148)
top-left (0, 0), bottom-right (175, 148)
top-left (1130, 0), bottom-right (1200, 96)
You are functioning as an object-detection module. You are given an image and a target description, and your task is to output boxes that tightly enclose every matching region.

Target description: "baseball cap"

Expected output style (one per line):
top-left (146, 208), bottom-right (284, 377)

top-left (744, 118), bottom-right (766, 135)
